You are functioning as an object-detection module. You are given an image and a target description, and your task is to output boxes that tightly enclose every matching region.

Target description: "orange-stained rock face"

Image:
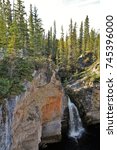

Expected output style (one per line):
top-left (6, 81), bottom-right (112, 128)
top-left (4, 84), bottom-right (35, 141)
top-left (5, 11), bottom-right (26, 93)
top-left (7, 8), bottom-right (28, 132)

top-left (11, 70), bottom-right (65, 150)
top-left (42, 96), bottom-right (62, 123)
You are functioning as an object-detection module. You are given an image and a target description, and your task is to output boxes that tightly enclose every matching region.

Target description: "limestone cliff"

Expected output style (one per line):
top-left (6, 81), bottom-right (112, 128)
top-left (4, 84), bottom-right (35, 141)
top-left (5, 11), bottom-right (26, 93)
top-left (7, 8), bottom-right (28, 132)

top-left (0, 68), bottom-right (67, 150)
top-left (0, 58), bottom-right (100, 150)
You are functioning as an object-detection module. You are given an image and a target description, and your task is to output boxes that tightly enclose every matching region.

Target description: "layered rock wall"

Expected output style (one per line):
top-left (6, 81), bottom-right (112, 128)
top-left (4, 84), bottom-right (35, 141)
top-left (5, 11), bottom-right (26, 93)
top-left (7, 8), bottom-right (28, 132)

top-left (0, 69), bottom-right (67, 150)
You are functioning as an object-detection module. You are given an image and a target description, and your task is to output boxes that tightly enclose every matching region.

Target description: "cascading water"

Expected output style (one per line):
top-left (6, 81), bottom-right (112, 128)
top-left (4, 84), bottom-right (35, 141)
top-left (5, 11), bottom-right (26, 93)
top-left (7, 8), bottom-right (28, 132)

top-left (68, 97), bottom-right (85, 139)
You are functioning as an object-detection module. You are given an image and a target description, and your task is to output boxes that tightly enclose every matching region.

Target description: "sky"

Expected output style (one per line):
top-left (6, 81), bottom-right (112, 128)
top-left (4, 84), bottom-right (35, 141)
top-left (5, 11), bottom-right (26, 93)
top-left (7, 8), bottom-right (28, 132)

top-left (12, 0), bottom-right (100, 37)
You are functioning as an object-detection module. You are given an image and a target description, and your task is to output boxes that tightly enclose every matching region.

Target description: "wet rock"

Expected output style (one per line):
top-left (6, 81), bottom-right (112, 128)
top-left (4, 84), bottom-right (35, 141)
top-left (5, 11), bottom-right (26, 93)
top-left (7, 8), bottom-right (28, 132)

top-left (66, 82), bottom-right (100, 125)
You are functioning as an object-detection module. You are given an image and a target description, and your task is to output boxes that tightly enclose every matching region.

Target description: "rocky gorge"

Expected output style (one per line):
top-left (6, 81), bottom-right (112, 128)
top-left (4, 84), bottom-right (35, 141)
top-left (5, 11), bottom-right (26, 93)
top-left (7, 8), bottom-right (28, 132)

top-left (0, 55), bottom-right (100, 150)
top-left (0, 66), bottom-right (67, 150)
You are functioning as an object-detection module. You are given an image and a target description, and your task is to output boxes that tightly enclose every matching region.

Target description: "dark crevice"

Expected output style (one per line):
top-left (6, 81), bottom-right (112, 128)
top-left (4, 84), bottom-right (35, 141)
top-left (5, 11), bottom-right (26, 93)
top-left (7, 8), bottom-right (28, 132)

top-left (39, 123), bottom-right (100, 150)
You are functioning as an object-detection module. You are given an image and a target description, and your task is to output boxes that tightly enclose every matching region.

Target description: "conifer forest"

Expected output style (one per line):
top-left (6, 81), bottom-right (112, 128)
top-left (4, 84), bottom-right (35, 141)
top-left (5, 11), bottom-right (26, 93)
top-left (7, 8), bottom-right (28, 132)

top-left (0, 0), bottom-right (100, 104)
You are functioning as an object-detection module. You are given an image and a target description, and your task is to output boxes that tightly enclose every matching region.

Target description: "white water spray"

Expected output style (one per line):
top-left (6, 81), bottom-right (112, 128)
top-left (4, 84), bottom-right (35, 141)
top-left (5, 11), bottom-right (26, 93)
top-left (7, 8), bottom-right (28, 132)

top-left (68, 97), bottom-right (85, 139)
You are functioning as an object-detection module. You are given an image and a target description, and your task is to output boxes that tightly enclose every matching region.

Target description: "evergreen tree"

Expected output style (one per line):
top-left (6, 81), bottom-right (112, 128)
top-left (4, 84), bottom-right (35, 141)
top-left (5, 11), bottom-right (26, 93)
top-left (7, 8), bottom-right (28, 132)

top-left (59, 25), bottom-right (65, 66)
top-left (83, 15), bottom-right (90, 52)
top-left (33, 6), bottom-right (44, 54)
top-left (0, 0), bottom-right (7, 51)
top-left (7, 19), bottom-right (19, 56)
top-left (46, 28), bottom-right (53, 57)
top-left (90, 29), bottom-right (96, 52)
top-left (4, 0), bottom-right (12, 28)
top-left (95, 32), bottom-right (100, 59)
top-left (78, 21), bottom-right (83, 55)
top-left (23, 20), bottom-right (30, 56)
top-left (72, 22), bottom-right (78, 60)
top-left (50, 27), bottom-right (53, 56)
top-left (29, 4), bottom-right (34, 55)
top-left (41, 31), bottom-right (46, 55)
top-left (14, 0), bottom-right (27, 52)
top-left (68, 19), bottom-right (78, 68)
top-left (52, 20), bottom-right (57, 61)
top-left (68, 19), bottom-right (73, 67)
top-left (64, 33), bottom-right (69, 67)
top-left (4, 0), bottom-right (12, 50)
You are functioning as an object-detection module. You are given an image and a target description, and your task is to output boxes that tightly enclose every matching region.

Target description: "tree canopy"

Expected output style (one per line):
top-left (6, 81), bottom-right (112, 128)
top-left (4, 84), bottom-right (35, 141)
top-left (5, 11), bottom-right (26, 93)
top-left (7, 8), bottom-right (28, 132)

top-left (0, 0), bottom-right (100, 103)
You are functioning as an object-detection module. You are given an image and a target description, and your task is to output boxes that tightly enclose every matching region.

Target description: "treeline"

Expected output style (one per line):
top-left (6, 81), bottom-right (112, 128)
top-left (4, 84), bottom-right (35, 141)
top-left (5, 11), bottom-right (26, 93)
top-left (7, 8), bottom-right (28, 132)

top-left (47, 18), bottom-right (100, 69)
top-left (0, 0), bottom-right (44, 57)
top-left (0, 0), bottom-right (100, 62)
top-left (0, 0), bottom-right (100, 102)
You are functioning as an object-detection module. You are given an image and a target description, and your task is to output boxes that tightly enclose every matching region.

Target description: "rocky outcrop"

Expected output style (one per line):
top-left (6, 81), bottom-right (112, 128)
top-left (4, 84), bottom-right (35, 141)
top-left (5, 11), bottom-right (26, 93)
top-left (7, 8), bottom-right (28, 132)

top-left (66, 83), bottom-right (100, 125)
top-left (66, 62), bottom-right (100, 125)
top-left (77, 52), bottom-right (95, 69)
top-left (0, 68), bottom-right (67, 150)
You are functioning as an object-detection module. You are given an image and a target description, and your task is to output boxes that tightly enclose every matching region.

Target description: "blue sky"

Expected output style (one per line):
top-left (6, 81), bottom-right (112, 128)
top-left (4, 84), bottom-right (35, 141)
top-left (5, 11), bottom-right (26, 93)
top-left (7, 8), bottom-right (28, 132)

top-left (11, 0), bottom-right (100, 37)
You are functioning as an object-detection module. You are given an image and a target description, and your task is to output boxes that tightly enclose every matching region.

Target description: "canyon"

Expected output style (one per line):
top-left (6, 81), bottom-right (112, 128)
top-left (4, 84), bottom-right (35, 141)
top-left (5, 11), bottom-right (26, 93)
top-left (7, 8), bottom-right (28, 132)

top-left (0, 62), bottom-right (100, 150)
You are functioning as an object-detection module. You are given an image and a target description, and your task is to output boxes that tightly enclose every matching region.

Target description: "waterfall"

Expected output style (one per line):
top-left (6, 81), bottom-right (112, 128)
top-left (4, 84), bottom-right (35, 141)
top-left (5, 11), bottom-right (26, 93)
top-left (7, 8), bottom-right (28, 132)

top-left (68, 97), bottom-right (85, 139)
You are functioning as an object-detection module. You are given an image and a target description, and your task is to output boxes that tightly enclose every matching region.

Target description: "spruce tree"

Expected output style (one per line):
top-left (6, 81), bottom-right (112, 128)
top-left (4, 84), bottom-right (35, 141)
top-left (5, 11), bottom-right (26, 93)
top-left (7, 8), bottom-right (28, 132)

top-left (65, 33), bottom-right (69, 67)
top-left (23, 20), bottom-right (30, 56)
top-left (90, 29), bottom-right (96, 53)
top-left (68, 19), bottom-right (73, 67)
top-left (4, 0), bottom-right (12, 28)
top-left (33, 6), bottom-right (44, 54)
top-left (78, 21), bottom-right (83, 55)
top-left (50, 27), bottom-right (53, 57)
top-left (14, 0), bottom-right (27, 52)
top-left (72, 22), bottom-right (78, 60)
top-left (46, 28), bottom-right (53, 57)
top-left (83, 15), bottom-right (90, 52)
top-left (59, 25), bottom-right (65, 66)
top-left (0, 0), bottom-right (7, 51)
top-left (7, 19), bottom-right (19, 56)
top-left (4, 0), bottom-right (12, 50)
top-left (52, 20), bottom-right (57, 61)
top-left (41, 31), bottom-right (46, 55)
top-left (29, 4), bottom-right (34, 55)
